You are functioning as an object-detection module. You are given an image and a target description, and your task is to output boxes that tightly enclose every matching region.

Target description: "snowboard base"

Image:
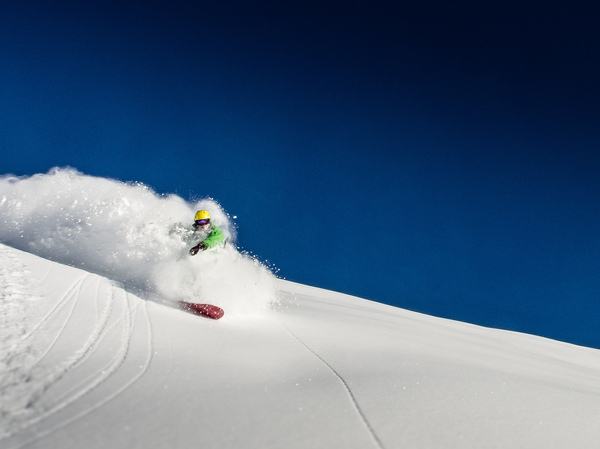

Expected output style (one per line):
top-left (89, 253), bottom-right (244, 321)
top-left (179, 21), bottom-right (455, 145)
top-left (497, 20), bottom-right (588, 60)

top-left (179, 301), bottom-right (225, 320)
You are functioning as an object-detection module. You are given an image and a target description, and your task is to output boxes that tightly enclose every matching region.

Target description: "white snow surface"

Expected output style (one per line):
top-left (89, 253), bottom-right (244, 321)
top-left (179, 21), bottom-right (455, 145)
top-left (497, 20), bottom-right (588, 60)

top-left (2, 169), bottom-right (600, 448)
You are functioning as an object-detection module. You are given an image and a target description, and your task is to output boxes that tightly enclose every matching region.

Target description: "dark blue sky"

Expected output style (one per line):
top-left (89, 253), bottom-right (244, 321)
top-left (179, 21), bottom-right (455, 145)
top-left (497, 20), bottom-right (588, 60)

top-left (2, 1), bottom-right (600, 348)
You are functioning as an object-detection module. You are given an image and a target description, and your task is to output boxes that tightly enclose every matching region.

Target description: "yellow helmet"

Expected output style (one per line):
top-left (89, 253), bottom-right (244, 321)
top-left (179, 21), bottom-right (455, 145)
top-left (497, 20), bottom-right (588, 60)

top-left (194, 210), bottom-right (210, 221)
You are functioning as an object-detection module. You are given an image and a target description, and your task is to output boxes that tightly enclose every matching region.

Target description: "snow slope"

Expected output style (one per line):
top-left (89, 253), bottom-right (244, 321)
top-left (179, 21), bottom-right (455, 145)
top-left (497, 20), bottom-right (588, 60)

top-left (2, 169), bottom-right (600, 448)
top-left (2, 243), bottom-right (600, 449)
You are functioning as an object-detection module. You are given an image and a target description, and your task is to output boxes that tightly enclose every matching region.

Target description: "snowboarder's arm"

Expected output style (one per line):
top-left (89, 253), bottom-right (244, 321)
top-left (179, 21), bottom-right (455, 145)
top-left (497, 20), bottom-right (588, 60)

top-left (201, 225), bottom-right (224, 249)
top-left (189, 226), bottom-right (224, 255)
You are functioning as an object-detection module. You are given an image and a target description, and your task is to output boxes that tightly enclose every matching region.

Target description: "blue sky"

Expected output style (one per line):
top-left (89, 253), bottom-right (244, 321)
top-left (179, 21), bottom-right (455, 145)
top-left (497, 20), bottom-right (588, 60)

top-left (2, 1), bottom-right (600, 348)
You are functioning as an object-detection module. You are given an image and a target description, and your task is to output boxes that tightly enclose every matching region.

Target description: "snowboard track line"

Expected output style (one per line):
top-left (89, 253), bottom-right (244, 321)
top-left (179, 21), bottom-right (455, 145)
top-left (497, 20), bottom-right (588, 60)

top-left (1, 283), bottom-right (154, 448)
top-left (278, 319), bottom-right (385, 449)
top-left (19, 294), bottom-right (156, 448)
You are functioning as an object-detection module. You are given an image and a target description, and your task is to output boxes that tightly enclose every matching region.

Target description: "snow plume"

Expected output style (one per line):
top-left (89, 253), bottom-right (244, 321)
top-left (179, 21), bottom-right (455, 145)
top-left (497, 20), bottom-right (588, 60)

top-left (0, 168), bottom-right (277, 317)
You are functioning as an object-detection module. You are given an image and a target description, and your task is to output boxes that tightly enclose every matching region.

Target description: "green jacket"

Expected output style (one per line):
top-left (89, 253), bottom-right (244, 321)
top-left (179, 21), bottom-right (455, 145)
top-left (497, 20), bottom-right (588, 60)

top-left (198, 224), bottom-right (225, 249)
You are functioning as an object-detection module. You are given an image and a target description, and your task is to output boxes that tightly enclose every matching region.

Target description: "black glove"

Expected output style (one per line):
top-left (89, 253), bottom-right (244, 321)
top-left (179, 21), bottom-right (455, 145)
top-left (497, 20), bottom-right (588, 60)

top-left (189, 242), bottom-right (207, 255)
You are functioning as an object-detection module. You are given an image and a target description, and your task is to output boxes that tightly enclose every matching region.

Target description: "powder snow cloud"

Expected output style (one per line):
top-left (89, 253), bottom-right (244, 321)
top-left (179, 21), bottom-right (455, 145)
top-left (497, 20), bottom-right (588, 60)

top-left (0, 168), bottom-right (277, 316)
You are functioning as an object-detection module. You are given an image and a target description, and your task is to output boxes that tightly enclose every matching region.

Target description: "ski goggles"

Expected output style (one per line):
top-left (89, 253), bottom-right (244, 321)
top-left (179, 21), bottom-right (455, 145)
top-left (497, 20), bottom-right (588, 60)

top-left (195, 219), bottom-right (210, 226)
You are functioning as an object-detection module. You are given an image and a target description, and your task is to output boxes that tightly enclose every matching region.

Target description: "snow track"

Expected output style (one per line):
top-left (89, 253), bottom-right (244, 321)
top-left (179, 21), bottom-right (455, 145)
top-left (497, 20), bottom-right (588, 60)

top-left (16, 296), bottom-right (156, 448)
top-left (21, 273), bottom-right (88, 344)
top-left (278, 319), bottom-right (384, 449)
top-left (25, 274), bottom-right (90, 371)
top-left (0, 246), bottom-right (155, 448)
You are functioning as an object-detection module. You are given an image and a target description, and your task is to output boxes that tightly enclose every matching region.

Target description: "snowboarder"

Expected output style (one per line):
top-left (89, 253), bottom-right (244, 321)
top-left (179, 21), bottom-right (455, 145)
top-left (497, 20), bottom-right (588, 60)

top-left (189, 210), bottom-right (225, 255)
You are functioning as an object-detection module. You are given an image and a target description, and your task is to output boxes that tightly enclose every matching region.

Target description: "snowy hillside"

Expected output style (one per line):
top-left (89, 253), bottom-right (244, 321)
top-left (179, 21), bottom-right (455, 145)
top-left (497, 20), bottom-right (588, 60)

top-left (2, 245), bottom-right (600, 449)
top-left (2, 169), bottom-right (600, 448)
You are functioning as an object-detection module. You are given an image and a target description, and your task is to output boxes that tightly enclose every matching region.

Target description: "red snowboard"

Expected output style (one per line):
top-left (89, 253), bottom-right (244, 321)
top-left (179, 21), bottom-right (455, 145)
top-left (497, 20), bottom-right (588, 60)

top-left (179, 301), bottom-right (225, 320)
